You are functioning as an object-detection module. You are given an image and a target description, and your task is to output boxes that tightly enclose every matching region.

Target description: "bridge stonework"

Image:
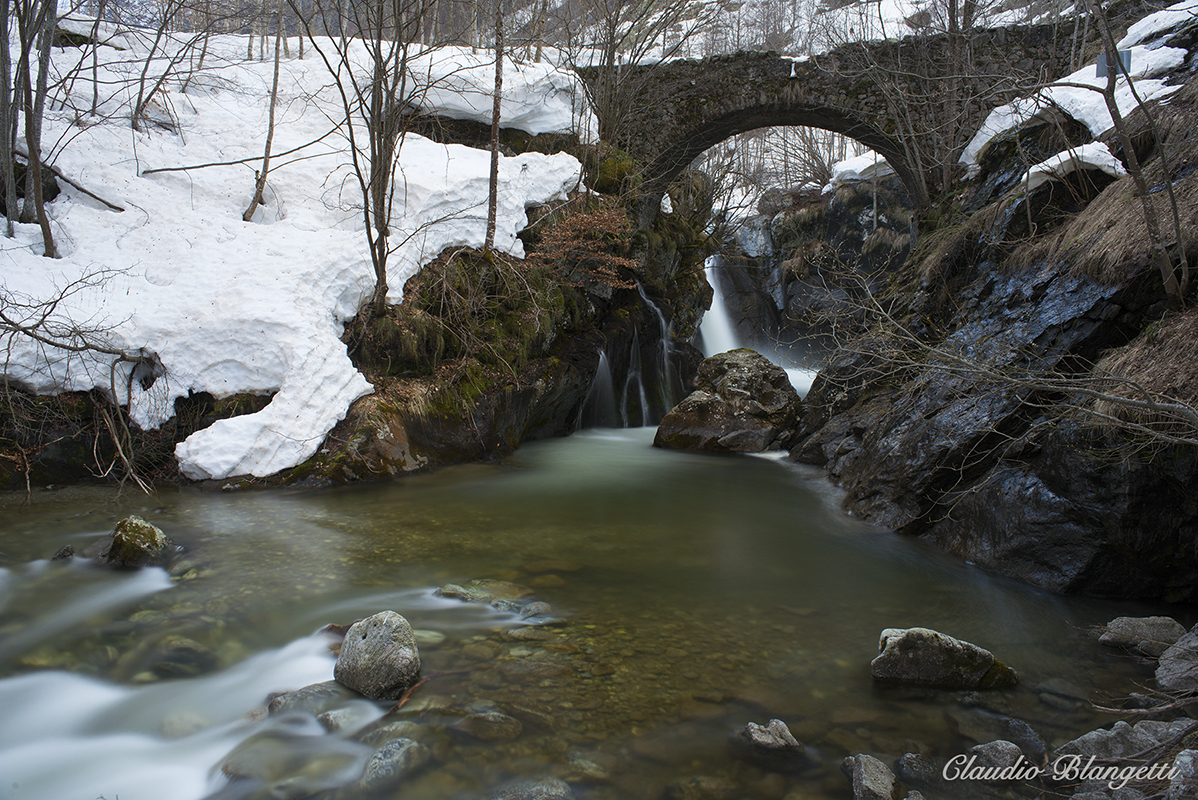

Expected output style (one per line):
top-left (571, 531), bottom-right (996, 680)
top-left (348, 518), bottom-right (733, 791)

top-left (581, 24), bottom-right (1082, 226)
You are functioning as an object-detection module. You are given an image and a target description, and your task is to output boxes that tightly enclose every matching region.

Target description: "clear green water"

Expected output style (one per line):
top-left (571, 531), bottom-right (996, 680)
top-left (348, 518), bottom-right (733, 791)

top-left (0, 428), bottom-right (1176, 800)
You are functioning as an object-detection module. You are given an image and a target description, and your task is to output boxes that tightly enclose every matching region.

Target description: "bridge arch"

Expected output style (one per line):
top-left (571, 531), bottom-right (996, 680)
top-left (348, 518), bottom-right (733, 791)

top-left (635, 105), bottom-right (921, 228)
top-left (577, 27), bottom-right (1081, 228)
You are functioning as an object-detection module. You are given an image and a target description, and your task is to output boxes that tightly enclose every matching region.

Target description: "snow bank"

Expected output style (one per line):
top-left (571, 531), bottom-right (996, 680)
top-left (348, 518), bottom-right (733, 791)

top-left (406, 46), bottom-right (598, 140)
top-left (960, 27), bottom-right (1189, 172)
top-left (1017, 142), bottom-right (1128, 193)
top-left (823, 151), bottom-right (896, 192)
top-left (1119, 0), bottom-right (1198, 48)
top-left (2, 31), bottom-right (584, 481)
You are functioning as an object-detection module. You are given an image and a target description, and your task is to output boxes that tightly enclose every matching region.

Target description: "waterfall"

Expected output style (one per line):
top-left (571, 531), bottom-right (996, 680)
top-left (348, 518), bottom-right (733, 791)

top-left (700, 256), bottom-right (818, 397)
top-left (579, 286), bottom-right (682, 430)
top-left (699, 256), bottom-right (741, 355)
top-left (620, 328), bottom-right (651, 427)
top-left (579, 350), bottom-right (618, 428)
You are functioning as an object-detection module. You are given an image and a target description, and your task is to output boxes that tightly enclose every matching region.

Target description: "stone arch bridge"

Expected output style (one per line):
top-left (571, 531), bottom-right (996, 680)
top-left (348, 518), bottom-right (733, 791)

top-left (579, 24), bottom-right (1082, 226)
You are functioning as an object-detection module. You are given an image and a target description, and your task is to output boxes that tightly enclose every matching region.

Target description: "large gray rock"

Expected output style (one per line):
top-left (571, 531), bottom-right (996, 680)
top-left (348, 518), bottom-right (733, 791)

top-left (1100, 616), bottom-right (1187, 657)
top-left (654, 349), bottom-right (800, 452)
top-left (334, 611), bottom-right (421, 700)
top-left (1156, 626), bottom-right (1198, 692)
top-left (870, 627), bottom-right (1018, 689)
top-left (841, 753), bottom-right (897, 800)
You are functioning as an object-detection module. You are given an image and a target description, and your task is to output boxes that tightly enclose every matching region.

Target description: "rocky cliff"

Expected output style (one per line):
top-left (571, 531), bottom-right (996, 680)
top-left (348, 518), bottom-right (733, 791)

top-left (789, 63), bottom-right (1198, 602)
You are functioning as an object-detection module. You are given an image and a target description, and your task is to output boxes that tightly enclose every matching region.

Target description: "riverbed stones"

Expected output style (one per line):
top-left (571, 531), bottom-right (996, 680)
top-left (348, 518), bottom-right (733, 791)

top-left (840, 753), bottom-right (897, 800)
top-left (334, 611), bottom-right (421, 700)
top-left (1167, 749), bottom-right (1198, 800)
top-left (101, 515), bottom-right (173, 567)
top-left (489, 776), bottom-right (573, 800)
top-left (661, 775), bottom-right (739, 800)
top-left (268, 680), bottom-right (355, 716)
top-left (436, 579), bottom-right (534, 606)
top-left (870, 627), bottom-right (1018, 690)
top-left (731, 719), bottom-right (816, 773)
top-left (1156, 625), bottom-right (1198, 692)
top-left (435, 578), bottom-right (563, 623)
top-left (653, 348), bottom-right (801, 452)
top-left (1054, 719), bottom-right (1196, 762)
top-left (946, 707), bottom-right (1046, 761)
top-left (1100, 616), bottom-right (1187, 657)
top-left (452, 711), bottom-right (523, 741)
top-left (359, 737), bottom-right (430, 791)
top-left (968, 740), bottom-right (1026, 780)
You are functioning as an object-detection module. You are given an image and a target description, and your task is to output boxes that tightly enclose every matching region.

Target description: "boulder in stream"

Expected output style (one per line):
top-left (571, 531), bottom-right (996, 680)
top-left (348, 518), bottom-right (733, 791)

top-left (359, 737), bottom-right (430, 791)
top-left (1100, 616), bottom-right (1186, 658)
top-left (654, 349), bottom-right (800, 453)
top-left (840, 753), bottom-right (897, 800)
top-left (870, 627), bottom-right (1018, 690)
top-left (99, 515), bottom-right (174, 568)
top-left (730, 718), bottom-right (817, 773)
top-left (1156, 625), bottom-right (1198, 692)
top-left (334, 611), bottom-right (421, 700)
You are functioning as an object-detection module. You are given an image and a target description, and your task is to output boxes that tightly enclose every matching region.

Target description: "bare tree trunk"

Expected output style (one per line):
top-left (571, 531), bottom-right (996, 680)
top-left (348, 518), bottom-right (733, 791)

top-left (244, 0), bottom-right (284, 221)
top-left (532, 0), bottom-right (546, 62)
top-left (19, 7), bottom-right (55, 256)
top-left (21, 0), bottom-right (55, 225)
top-left (484, 0), bottom-right (502, 251)
top-left (90, 0), bottom-right (107, 113)
top-left (0, 0), bottom-right (17, 236)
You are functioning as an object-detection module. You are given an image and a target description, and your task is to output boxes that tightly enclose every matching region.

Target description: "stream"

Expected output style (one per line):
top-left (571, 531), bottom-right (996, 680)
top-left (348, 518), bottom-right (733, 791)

top-left (0, 427), bottom-right (1179, 800)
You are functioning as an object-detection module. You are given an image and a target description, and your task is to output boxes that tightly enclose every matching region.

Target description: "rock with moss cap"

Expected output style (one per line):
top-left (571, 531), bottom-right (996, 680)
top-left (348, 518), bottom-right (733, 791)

top-left (654, 348), bottom-right (801, 453)
top-left (870, 627), bottom-right (1018, 690)
top-left (100, 515), bottom-right (174, 568)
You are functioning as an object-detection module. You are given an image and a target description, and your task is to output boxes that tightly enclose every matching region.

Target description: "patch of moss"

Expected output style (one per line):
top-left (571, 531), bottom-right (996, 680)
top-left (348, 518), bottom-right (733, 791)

top-left (587, 145), bottom-right (640, 195)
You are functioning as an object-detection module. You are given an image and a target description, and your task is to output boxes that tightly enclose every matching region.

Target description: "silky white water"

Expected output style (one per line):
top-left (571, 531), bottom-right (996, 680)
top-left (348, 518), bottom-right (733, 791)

top-left (699, 258), bottom-right (818, 396)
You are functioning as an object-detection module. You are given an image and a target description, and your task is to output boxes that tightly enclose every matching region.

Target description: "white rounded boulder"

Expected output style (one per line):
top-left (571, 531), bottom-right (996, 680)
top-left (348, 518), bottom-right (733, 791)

top-left (334, 611), bottom-right (422, 700)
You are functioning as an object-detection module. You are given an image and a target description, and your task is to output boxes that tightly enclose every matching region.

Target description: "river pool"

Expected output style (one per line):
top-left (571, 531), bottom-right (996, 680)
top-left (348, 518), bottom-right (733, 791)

top-left (0, 427), bottom-right (1175, 800)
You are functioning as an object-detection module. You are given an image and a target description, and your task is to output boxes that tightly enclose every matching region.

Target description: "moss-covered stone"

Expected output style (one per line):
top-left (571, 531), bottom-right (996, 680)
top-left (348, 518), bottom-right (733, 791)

top-left (104, 515), bottom-right (173, 568)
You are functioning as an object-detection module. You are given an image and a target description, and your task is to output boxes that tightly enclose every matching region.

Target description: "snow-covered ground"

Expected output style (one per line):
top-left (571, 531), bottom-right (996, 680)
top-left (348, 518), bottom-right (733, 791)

top-left (2, 26), bottom-right (589, 481)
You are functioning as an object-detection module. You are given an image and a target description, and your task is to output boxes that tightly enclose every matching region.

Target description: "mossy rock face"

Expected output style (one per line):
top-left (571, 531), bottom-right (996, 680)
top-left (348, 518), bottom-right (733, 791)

top-left (103, 515), bottom-right (173, 568)
top-left (587, 146), bottom-right (639, 195)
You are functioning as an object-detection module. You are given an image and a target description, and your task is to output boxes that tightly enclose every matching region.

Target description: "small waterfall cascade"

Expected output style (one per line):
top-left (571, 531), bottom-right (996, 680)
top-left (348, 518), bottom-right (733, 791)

top-left (579, 350), bottom-right (618, 428)
top-left (700, 256), bottom-right (818, 397)
top-left (620, 328), bottom-right (652, 427)
top-left (636, 282), bottom-right (683, 415)
top-left (578, 286), bottom-right (683, 430)
top-left (699, 257), bottom-right (740, 355)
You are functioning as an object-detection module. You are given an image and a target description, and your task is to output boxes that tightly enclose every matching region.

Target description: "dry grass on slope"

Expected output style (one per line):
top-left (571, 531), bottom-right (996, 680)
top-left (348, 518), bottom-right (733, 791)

top-left (1024, 75), bottom-right (1198, 286)
top-left (1088, 306), bottom-right (1198, 443)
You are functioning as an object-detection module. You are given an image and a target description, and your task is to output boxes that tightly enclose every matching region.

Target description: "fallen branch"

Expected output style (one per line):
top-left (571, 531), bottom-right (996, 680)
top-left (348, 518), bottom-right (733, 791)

top-left (140, 126), bottom-right (339, 176)
top-left (14, 146), bottom-right (124, 212)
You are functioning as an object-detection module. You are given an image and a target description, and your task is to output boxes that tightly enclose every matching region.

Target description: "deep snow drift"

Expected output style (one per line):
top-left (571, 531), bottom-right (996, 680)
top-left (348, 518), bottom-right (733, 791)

top-left (2, 26), bottom-right (589, 480)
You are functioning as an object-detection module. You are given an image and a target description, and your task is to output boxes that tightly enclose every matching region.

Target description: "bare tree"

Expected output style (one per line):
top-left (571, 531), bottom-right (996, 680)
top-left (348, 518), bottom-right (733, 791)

top-left (243, 0), bottom-right (284, 221)
top-left (484, 0), bottom-right (502, 250)
top-left (290, 0), bottom-right (437, 318)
